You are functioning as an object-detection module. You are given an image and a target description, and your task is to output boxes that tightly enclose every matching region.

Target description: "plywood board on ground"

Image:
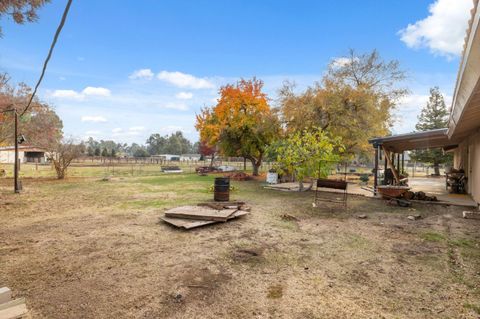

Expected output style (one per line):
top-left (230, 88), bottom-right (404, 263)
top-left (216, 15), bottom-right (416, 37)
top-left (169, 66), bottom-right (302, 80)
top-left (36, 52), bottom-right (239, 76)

top-left (164, 206), bottom-right (237, 221)
top-left (0, 287), bottom-right (11, 304)
top-left (162, 210), bottom-right (249, 229)
top-left (0, 298), bottom-right (27, 319)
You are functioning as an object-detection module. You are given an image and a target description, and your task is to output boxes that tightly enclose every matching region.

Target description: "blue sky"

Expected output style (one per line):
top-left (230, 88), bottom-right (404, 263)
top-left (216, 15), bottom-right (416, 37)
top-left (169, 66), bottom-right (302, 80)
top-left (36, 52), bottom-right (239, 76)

top-left (0, 0), bottom-right (473, 143)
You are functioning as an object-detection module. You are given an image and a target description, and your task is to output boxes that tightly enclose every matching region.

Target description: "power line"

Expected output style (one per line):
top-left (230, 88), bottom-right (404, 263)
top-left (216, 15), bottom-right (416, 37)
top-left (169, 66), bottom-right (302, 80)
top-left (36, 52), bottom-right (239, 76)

top-left (20, 0), bottom-right (73, 117)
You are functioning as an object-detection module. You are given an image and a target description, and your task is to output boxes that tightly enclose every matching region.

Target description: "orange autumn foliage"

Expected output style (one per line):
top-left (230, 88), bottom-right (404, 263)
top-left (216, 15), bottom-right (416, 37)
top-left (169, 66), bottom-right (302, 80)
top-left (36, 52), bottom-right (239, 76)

top-left (195, 78), bottom-right (279, 175)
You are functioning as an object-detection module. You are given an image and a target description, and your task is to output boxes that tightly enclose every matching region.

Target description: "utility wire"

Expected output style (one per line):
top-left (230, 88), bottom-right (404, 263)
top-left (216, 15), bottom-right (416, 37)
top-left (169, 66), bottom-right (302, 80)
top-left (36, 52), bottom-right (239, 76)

top-left (20, 0), bottom-right (73, 117)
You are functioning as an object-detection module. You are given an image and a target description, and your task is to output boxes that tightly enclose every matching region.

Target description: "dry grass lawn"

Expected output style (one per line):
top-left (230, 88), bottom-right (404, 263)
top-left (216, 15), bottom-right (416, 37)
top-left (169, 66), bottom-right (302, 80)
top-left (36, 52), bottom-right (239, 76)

top-left (1, 170), bottom-right (480, 318)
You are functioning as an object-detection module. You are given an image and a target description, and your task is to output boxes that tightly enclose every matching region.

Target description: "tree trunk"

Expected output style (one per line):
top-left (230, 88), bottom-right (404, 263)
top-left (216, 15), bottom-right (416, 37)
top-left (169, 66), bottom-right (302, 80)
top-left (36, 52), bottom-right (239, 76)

top-left (55, 166), bottom-right (65, 179)
top-left (298, 179), bottom-right (314, 192)
top-left (250, 158), bottom-right (260, 176)
top-left (209, 154), bottom-right (215, 167)
top-left (433, 162), bottom-right (440, 176)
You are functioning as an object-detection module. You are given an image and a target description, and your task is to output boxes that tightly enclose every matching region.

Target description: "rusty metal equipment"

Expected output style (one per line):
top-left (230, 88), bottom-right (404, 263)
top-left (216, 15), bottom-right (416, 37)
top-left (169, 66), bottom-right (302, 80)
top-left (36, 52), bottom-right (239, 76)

top-left (363, 185), bottom-right (412, 207)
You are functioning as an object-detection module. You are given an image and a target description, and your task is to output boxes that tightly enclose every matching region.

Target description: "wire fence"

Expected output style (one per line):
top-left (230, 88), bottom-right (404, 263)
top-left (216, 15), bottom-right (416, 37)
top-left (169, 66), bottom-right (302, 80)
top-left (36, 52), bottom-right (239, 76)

top-left (0, 156), bottom-right (447, 180)
top-left (0, 157), bottom-right (276, 179)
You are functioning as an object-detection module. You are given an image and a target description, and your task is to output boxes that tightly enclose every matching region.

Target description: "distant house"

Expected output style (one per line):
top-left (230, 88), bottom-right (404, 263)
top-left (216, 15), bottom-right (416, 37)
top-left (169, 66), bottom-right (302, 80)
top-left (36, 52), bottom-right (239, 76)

top-left (0, 146), bottom-right (49, 164)
top-left (153, 154), bottom-right (180, 161)
top-left (180, 154), bottom-right (201, 161)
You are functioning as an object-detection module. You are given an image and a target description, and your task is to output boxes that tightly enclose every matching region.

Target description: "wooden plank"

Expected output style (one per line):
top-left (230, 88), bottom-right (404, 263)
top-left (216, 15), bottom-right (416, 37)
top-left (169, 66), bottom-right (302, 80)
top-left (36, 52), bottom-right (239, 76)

top-left (161, 217), bottom-right (217, 229)
top-left (0, 298), bottom-right (27, 319)
top-left (162, 210), bottom-right (249, 229)
top-left (0, 287), bottom-right (11, 304)
top-left (227, 210), bottom-right (249, 219)
top-left (0, 304), bottom-right (27, 319)
top-left (197, 201), bottom-right (245, 210)
top-left (0, 298), bottom-right (25, 311)
top-left (382, 146), bottom-right (400, 184)
top-left (164, 206), bottom-right (237, 221)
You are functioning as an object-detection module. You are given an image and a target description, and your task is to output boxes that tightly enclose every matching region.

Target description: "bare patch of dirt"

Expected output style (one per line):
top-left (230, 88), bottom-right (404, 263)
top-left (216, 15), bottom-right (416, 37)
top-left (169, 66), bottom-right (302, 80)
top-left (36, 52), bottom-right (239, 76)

top-left (1, 176), bottom-right (479, 318)
top-left (266, 284), bottom-right (283, 299)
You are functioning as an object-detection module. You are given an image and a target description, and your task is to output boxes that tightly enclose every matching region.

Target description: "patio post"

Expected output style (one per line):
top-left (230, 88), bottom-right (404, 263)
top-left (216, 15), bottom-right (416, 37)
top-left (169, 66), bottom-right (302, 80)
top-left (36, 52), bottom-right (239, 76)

top-left (397, 153), bottom-right (400, 176)
top-left (374, 145), bottom-right (379, 195)
top-left (383, 149), bottom-right (388, 185)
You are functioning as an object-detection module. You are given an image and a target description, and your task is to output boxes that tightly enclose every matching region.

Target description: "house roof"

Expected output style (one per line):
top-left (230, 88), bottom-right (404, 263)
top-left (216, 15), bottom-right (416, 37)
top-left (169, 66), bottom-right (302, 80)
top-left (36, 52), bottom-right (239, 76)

top-left (368, 128), bottom-right (459, 153)
top-left (448, 0), bottom-right (480, 139)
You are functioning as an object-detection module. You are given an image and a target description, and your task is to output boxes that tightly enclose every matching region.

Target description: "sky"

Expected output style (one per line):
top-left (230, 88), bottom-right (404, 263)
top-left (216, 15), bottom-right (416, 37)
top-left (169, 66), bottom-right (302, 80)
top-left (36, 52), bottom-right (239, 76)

top-left (0, 0), bottom-right (474, 144)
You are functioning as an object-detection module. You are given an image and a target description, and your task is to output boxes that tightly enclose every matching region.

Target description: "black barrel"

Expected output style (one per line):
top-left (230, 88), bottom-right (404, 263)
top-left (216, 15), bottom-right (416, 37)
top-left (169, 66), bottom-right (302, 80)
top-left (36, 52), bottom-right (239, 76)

top-left (214, 177), bottom-right (230, 201)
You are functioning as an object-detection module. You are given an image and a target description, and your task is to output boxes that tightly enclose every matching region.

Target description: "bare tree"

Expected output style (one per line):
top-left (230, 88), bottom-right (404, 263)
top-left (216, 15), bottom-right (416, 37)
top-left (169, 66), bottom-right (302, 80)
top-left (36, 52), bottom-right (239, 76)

top-left (46, 139), bottom-right (84, 179)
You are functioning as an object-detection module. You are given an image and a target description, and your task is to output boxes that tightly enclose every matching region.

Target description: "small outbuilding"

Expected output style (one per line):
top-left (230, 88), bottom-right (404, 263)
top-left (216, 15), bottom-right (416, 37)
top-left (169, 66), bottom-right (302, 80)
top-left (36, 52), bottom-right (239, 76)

top-left (0, 146), bottom-right (49, 164)
top-left (153, 154), bottom-right (180, 161)
top-left (180, 154), bottom-right (201, 161)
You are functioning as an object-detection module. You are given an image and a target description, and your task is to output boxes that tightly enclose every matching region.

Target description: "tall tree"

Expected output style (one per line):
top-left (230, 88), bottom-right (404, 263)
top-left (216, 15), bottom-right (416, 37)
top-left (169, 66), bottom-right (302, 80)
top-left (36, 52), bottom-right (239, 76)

top-left (196, 78), bottom-right (280, 176)
top-left (0, 0), bottom-right (51, 36)
top-left (146, 131), bottom-right (192, 155)
top-left (278, 49), bottom-right (407, 155)
top-left (146, 133), bottom-right (167, 155)
top-left (411, 87), bottom-right (452, 175)
top-left (101, 148), bottom-right (109, 157)
top-left (0, 80), bottom-right (62, 147)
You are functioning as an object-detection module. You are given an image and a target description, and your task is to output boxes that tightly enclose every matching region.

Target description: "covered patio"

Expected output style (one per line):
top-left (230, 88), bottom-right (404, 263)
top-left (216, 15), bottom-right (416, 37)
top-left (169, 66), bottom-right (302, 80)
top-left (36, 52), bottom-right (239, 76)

top-left (368, 129), bottom-right (476, 207)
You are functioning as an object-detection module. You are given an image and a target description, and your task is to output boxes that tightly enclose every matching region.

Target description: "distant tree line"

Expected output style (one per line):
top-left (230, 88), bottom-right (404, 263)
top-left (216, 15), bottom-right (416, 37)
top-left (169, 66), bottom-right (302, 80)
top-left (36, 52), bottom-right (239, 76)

top-left (146, 131), bottom-right (199, 156)
top-left (84, 131), bottom-right (199, 158)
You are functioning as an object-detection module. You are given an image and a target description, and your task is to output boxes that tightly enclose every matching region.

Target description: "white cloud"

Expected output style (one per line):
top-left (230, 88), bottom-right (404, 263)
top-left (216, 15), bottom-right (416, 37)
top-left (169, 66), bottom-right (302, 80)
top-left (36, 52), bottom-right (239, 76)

top-left (51, 89), bottom-right (83, 100)
top-left (50, 86), bottom-right (111, 100)
top-left (331, 57), bottom-right (357, 68)
top-left (175, 91), bottom-right (193, 100)
top-left (129, 126), bottom-right (145, 132)
top-left (77, 56), bottom-right (85, 62)
top-left (394, 92), bottom-right (452, 133)
top-left (157, 71), bottom-right (215, 89)
top-left (112, 128), bottom-right (123, 133)
top-left (398, 92), bottom-right (452, 111)
top-left (129, 68), bottom-right (154, 80)
top-left (59, 76), bottom-right (66, 81)
top-left (82, 87), bottom-right (111, 97)
top-left (398, 0), bottom-right (473, 58)
top-left (81, 116), bottom-right (107, 123)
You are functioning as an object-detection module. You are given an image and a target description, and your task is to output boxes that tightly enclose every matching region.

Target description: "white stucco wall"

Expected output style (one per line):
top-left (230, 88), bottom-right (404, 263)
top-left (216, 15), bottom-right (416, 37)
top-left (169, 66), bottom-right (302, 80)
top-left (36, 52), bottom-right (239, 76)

top-left (454, 131), bottom-right (480, 204)
top-left (468, 132), bottom-right (480, 204)
top-left (0, 150), bottom-right (25, 164)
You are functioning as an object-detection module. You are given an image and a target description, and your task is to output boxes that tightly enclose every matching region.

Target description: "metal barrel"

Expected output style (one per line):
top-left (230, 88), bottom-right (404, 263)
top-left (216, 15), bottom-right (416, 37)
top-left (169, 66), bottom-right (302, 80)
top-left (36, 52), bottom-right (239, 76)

top-left (214, 177), bottom-right (230, 201)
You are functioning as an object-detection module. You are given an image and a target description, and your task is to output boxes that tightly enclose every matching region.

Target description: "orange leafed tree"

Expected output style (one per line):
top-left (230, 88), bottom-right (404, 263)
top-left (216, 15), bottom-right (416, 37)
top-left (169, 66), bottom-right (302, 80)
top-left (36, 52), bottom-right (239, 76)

top-left (195, 78), bottom-right (280, 175)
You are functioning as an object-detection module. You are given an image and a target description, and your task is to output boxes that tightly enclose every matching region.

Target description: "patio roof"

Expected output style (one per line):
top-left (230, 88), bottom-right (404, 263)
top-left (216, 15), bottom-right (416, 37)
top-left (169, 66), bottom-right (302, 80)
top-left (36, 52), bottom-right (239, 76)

top-left (368, 128), bottom-right (459, 153)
